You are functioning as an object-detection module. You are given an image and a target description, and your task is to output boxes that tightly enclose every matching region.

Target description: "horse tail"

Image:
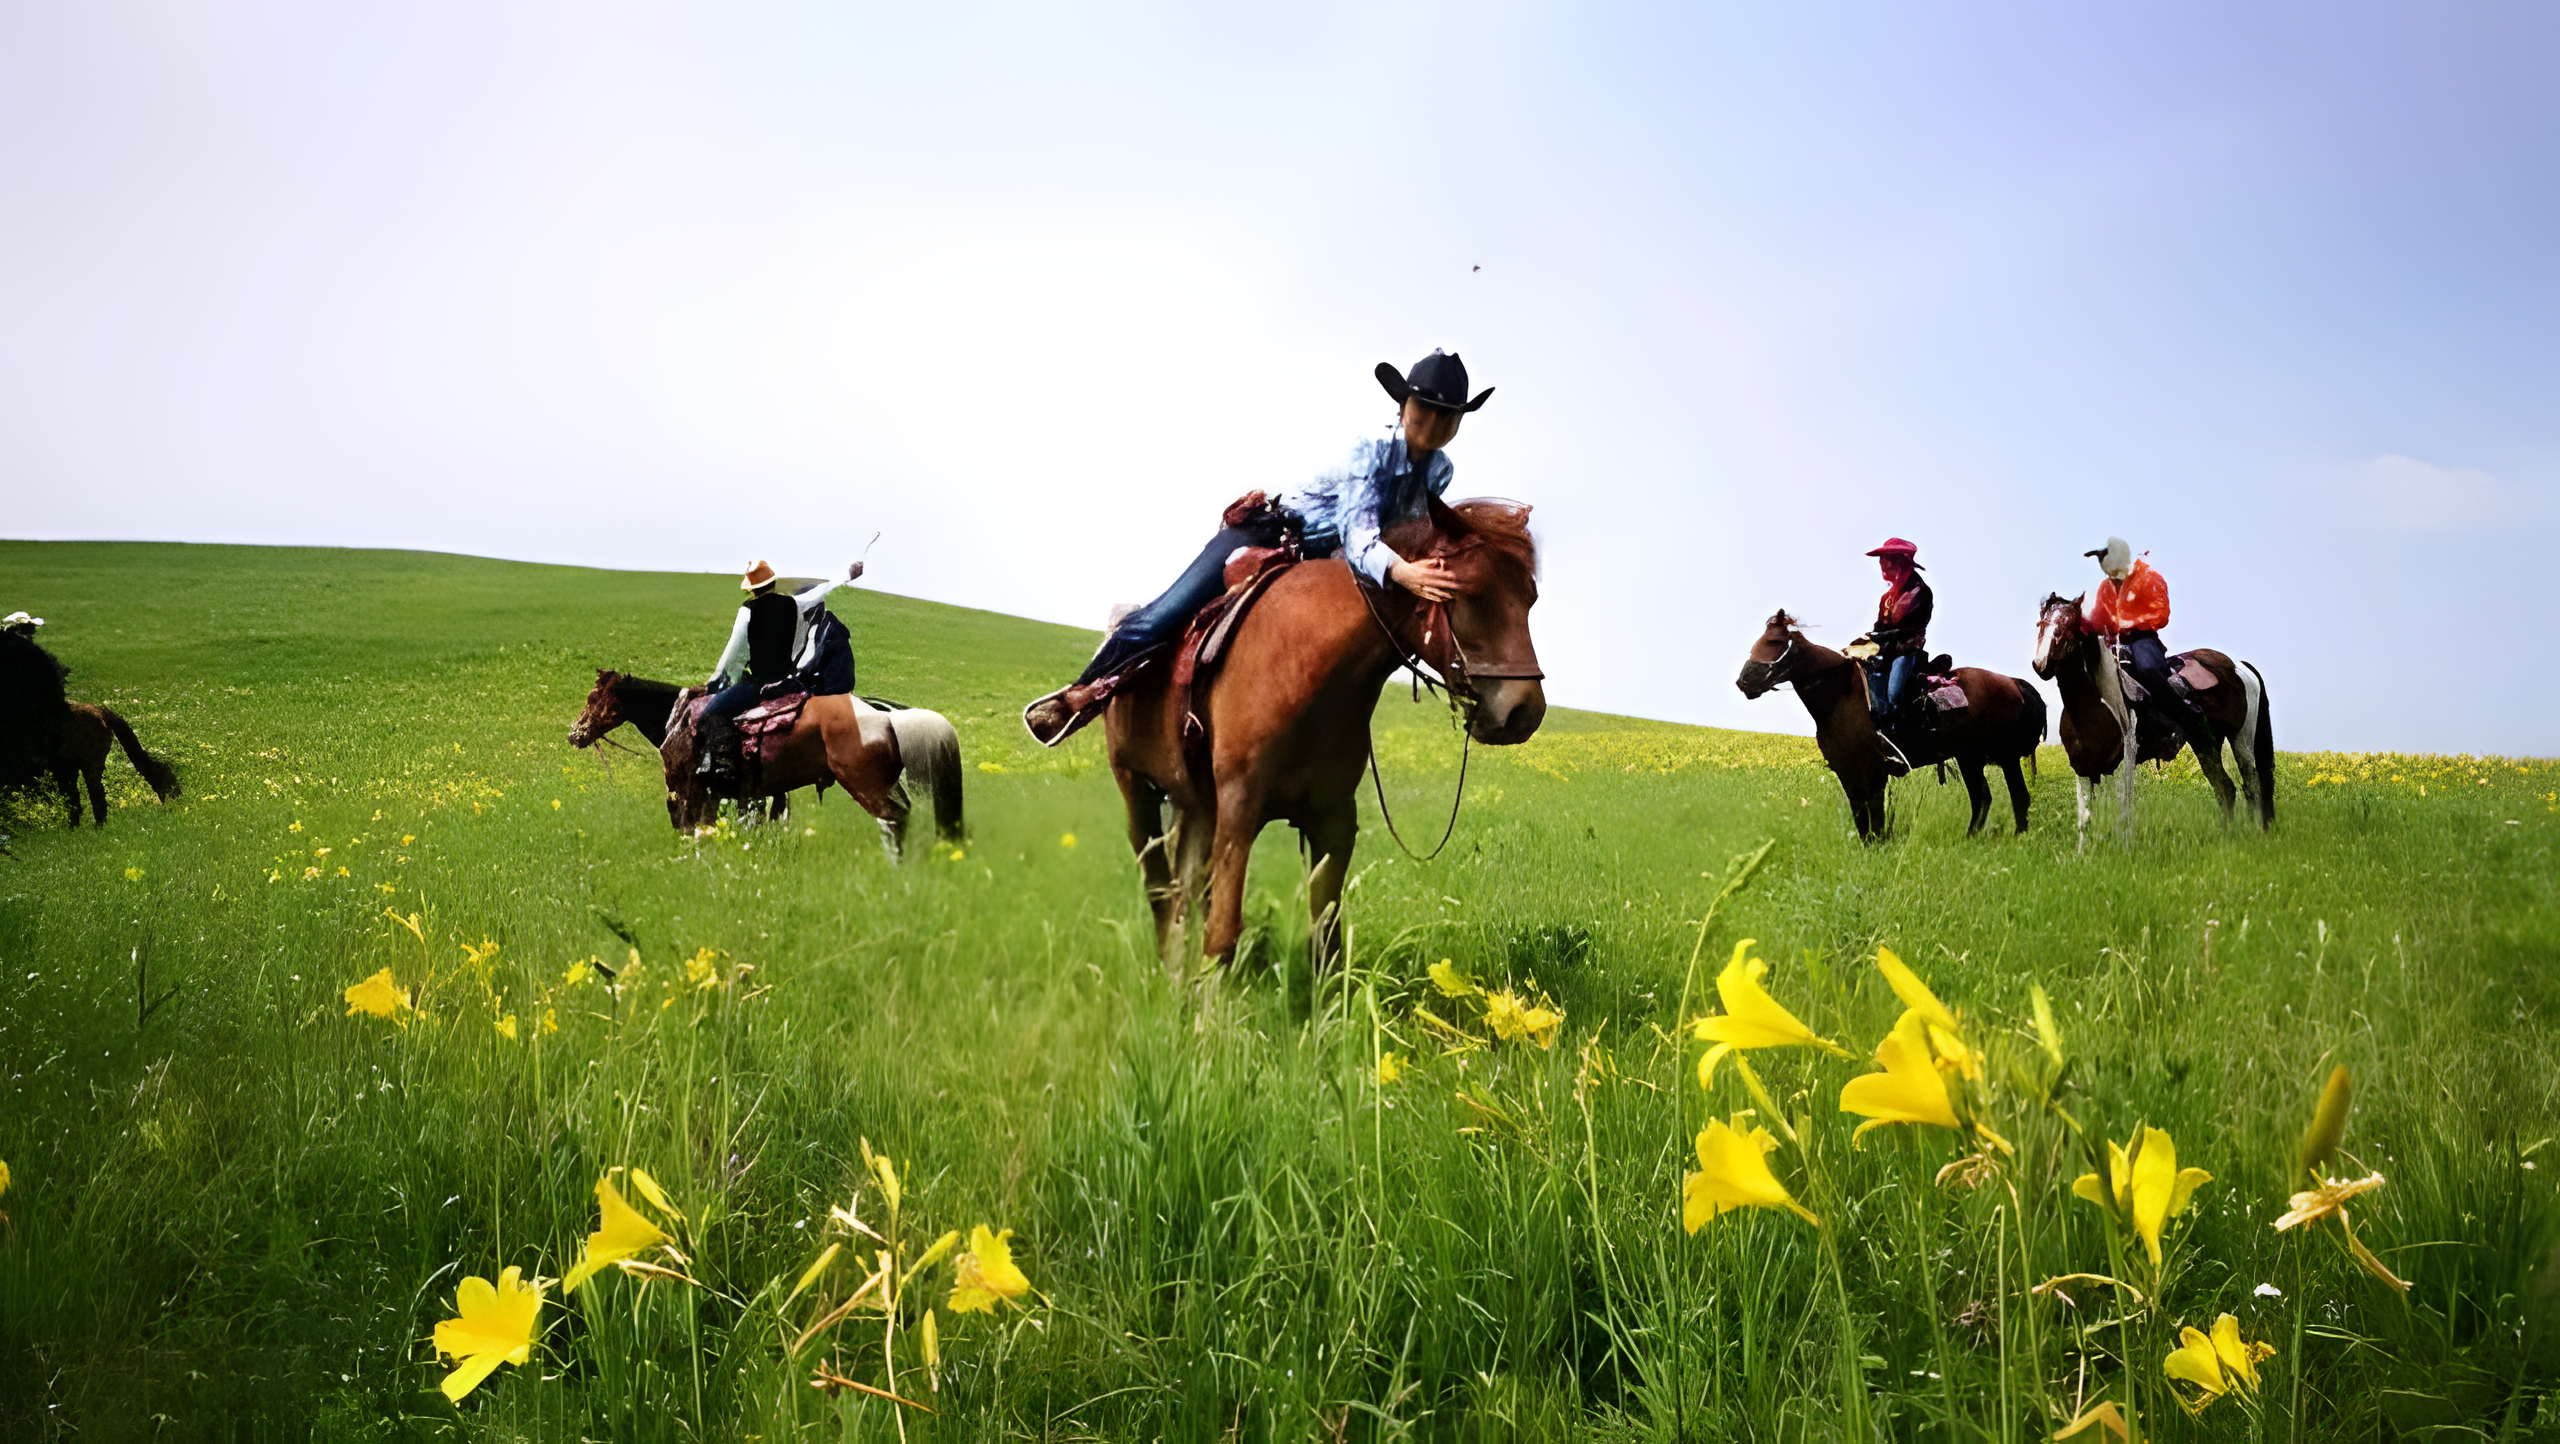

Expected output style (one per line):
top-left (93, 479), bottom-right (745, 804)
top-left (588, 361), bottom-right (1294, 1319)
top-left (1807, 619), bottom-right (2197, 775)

top-left (101, 708), bottom-right (180, 800)
top-left (2015, 678), bottom-right (2047, 778)
top-left (889, 708), bottom-right (965, 842)
top-left (2243, 661), bottom-right (2274, 826)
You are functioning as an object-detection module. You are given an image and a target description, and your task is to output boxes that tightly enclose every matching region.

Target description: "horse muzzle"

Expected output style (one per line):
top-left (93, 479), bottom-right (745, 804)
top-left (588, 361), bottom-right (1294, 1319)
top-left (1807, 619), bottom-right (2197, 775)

top-left (1736, 660), bottom-right (1775, 698)
top-left (1466, 677), bottom-right (1547, 745)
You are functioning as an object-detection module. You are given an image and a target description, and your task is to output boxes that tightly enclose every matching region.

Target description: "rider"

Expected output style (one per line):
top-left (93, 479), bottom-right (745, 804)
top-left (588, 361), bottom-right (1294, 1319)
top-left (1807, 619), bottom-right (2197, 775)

top-left (2083, 537), bottom-right (2211, 746)
top-left (698, 560), bottom-right (863, 782)
top-left (1020, 349), bottom-right (1493, 746)
top-left (1853, 538), bottom-right (1932, 769)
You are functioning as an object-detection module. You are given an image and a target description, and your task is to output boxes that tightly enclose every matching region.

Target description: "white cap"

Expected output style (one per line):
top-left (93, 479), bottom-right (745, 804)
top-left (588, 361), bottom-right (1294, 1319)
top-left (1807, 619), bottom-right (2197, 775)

top-left (2, 611), bottom-right (40, 628)
top-left (2087, 537), bottom-right (2132, 580)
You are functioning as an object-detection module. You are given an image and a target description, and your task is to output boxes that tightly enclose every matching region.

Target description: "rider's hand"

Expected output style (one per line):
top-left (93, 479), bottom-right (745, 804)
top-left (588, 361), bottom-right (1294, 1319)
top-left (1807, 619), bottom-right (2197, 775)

top-left (1389, 557), bottom-right (1457, 603)
top-left (846, 560), bottom-right (866, 581)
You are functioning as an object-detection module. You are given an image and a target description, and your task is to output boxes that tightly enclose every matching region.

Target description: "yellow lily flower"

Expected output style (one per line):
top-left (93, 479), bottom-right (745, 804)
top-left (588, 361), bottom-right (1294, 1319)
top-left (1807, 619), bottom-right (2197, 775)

top-left (1483, 990), bottom-right (1563, 1048)
top-left (342, 967), bottom-right (413, 1025)
top-left (1681, 1114), bottom-right (1819, 1231)
top-left (432, 1266), bottom-right (546, 1403)
top-left (1376, 1052), bottom-right (1405, 1085)
top-left (1838, 1010), bottom-right (1959, 1139)
top-left (947, 1225), bottom-right (1030, 1313)
top-left (2162, 1312), bottom-right (2274, 1413)
top-left (563, 1174), bottom-right (669, 1294)
top-left (1694, 940), bottom-right (1848, 1087)
top-left (2272, 1171), bottom-right (2409, 1292)
top-left (0, 1159), bottom-right (10, 1199)
top-left (2071, 1127), bottom-right (2212, 1268)
top-left (1428, 959), bottom-right (1478, 997)
top-left (493, 1014), bottom-right (517, 1040)
top-left (1875, 947), bottom-right (1980, 1078)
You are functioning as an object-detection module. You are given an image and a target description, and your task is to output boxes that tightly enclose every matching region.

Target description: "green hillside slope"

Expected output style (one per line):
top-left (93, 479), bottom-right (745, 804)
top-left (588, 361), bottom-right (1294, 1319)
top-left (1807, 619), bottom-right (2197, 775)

top-left (1, 540), bottom-right (2555, 1440)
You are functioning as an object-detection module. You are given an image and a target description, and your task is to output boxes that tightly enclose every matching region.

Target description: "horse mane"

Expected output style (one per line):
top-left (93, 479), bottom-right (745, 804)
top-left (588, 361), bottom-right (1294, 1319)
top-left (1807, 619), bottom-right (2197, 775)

top-left (604, 671), bottom-right (683, 697)
top-left (1441, 498), bottom-right (1538, 576)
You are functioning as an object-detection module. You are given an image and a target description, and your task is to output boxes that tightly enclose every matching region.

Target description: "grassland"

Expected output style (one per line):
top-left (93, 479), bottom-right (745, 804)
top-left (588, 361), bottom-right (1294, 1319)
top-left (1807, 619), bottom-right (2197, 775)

top-left (0, 539), bottom-right (2555, 1442)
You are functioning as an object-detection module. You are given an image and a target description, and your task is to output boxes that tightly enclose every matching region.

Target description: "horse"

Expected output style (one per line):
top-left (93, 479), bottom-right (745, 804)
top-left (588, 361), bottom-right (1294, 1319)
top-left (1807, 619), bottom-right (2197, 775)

top-left (567, 671), bottom-right (963, 856)
top-left (49, 703), bottom-right (181, 827)
top-left (1106, 498), bottom-right (1546, 976)
top-left (1736, 611), bottom-right (2045, 841)
top-left (2031, 594), bottom-right (2272, 847)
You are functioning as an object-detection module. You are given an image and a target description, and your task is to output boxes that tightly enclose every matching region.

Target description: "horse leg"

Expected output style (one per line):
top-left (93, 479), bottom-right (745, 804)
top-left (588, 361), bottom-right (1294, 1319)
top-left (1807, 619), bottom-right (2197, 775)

top-left (2075, 774), bottom-right (2092, 855)
top-left (1202, 783), bottom-right (1267, 968)
top-left (1961, 756), bottom-right (1993, 836)
top-left (86, 762), bottom-right (109, 826)
top-left (58, 765), bottom-right (83, 828)
top-left (2191, 727), bottom-right (2239, 825)
top-left (1299, 805), bottom-right (1358, 974)
top-left (1170, 805), bottom-right (1217, 981)
top-left (2000, 757), bottom-right (2031, 834)
top-left (1115, 772), bottom-right (1181, 960)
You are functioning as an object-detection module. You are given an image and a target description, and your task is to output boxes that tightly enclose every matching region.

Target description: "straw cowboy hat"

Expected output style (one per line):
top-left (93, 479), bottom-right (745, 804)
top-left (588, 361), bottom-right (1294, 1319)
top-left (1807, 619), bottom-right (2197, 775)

top-left (1375, 350), bottom-right (1494, 414)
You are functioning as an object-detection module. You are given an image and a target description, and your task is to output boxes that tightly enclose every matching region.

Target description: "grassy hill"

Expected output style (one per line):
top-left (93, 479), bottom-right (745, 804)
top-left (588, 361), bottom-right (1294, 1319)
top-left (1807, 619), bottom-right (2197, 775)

top-left (1, 540), bottom-right (2555, 1440)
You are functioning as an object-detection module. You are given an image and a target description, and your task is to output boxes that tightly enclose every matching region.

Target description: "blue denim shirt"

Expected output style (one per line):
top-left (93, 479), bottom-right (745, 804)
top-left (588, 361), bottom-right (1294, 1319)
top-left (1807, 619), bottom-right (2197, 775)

top-left (1278, 434), bottom-right (1454, 586)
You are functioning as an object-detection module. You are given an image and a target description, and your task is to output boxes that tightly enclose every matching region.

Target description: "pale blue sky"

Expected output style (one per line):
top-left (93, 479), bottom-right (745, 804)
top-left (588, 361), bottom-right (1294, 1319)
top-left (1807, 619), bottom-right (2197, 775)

top-left (5, 3), bottom-right (2554, 753)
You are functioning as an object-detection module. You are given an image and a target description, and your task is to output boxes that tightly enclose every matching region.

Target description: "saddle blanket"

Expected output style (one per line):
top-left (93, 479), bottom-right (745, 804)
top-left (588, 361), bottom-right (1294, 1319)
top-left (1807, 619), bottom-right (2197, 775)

top-left (1926, 680), bottom-right (1968, 713)
top-left (734, 691), bottom-right (809, 767)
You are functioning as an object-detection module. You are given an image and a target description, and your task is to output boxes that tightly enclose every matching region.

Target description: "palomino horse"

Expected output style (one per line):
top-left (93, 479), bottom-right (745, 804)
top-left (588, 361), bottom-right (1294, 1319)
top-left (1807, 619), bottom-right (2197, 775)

top-left (567, 671), bottom-right (963, 856)
top-left (2031, 595), bottom-right (2272, 847)
top-left (50, 703), bottom-right (181, 827)
top-left (1107, 499), bottom-right (1546, 974)
top-left (1736, 611), bottom-right (2045, 840)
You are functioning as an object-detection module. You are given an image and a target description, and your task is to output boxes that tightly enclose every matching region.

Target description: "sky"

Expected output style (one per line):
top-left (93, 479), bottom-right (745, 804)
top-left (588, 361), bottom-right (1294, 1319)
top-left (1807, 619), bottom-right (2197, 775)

top-left (4, 2), bottom-right (2556, 755)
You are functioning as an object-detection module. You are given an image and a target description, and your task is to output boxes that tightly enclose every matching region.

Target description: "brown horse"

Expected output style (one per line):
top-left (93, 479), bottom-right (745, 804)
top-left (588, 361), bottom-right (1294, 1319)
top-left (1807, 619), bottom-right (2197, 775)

top-left (48, 703), bottom-right (181, 827)
top-left (1736, 611), bottom-right (2045, 840)
top-left (2031, 594), bottom-right (2272, 846)
top-left (567, 671), bottom-right (963, 856)
top-left (1106, 499), bottom-right (1546, 974)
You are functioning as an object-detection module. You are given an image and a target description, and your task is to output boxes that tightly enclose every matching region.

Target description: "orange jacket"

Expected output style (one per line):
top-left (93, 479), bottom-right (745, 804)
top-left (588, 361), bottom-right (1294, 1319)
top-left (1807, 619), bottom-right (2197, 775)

top-left (2087, 559), bottom-right (2170, 636)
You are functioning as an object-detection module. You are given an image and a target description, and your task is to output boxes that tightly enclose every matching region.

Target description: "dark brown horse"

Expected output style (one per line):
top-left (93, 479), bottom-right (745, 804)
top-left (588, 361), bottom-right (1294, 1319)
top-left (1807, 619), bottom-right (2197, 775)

top-left (2031, 594), bottom-right (2272, 846)
top-left (1736, 611), bottom-right (2044, 840)
top-left (568, 671), bottom-right (962, 856)
top-left (1106, 499), bottom-right (1546, 974)
top-left (49, 703), bottom-right (181, 826)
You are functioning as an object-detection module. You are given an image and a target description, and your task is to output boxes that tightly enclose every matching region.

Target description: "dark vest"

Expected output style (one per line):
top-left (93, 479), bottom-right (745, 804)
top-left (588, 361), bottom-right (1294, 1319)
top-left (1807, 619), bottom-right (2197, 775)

top-left (743, 592), bottom-right (798, 682)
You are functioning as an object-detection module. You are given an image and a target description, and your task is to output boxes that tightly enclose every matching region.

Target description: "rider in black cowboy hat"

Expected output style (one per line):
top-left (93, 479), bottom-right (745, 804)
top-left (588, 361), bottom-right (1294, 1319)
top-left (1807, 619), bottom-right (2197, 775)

top-left (1021, 349), bottom-right (1493, 746)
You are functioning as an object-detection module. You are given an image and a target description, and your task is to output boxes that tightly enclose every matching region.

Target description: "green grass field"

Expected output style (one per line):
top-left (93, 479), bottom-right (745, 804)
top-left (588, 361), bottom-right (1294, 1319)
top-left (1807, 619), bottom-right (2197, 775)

top-left (2, 539), bottom-right (2556, 1442)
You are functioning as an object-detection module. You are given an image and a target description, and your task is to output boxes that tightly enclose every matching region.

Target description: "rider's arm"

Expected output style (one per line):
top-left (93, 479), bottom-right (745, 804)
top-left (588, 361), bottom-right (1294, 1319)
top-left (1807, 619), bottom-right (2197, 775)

top-left (707, 608), bottom-right (751, 687)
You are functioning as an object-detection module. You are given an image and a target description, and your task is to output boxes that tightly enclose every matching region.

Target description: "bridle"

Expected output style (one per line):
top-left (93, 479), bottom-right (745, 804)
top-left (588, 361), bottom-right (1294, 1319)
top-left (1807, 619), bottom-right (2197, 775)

top-left (1350, 542), bottom-right (1539, 862)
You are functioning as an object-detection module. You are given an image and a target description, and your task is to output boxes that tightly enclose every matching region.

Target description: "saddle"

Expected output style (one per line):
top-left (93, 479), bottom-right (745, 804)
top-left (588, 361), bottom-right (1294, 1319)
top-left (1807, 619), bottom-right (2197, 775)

top-left (1174, 546), bottom-right (1299, 770)
top-left (683, 689), bottom-right (811, 796)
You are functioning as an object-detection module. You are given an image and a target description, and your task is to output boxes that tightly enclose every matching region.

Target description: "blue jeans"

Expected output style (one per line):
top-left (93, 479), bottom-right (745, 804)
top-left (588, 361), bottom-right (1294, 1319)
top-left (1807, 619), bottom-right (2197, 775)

top-left (1076, 518), bottom-right (1305, 685)
top-left (702, 679), bottom-right (770, 723)
top-left (1867, 653), bottom-right (1919, 718)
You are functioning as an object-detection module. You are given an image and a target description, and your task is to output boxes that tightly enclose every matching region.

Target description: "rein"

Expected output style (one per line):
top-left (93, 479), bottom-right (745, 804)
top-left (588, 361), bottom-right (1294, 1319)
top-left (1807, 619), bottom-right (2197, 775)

top-left (1352, 573), bottom-right (1478, 863)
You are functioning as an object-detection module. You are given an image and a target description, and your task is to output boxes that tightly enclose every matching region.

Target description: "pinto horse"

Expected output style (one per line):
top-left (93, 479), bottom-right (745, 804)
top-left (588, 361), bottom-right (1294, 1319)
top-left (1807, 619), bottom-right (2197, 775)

top-left (567, 671), bottom-right (963, 855)
top-left (1107, 499), bottom-right (1546, 974)
top-left (2031, 595), bottom-right (2272, 847)
top-left (1736, 611), bottom-right (2045, 840)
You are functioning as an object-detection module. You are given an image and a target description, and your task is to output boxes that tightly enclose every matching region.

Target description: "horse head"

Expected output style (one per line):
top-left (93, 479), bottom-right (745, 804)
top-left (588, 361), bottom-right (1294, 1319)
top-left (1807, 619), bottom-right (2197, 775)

top-left (2031, 594), bottom-right (2088, 679)
top-left (568, 669), bottom-right (626, 748)
top-left (1415, 499), bottom-right (1547, 745)
top-left (1736, 610), bottom-right (1804, 697)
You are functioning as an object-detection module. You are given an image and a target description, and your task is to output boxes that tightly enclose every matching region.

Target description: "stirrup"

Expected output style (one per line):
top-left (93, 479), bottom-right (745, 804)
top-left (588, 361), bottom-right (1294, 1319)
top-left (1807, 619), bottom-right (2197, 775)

top-left (1022, 687), bottom-right (1101, 748)
top-left (1876, 727), bottom-right (1913, 778)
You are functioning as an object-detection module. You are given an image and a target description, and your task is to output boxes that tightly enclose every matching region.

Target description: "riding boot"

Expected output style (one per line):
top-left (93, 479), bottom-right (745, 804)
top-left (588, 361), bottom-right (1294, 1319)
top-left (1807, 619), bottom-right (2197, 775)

top-left (695, 716), bottom-right (738, 783)
top-left (1873, 715), bottom-right (1912, 778)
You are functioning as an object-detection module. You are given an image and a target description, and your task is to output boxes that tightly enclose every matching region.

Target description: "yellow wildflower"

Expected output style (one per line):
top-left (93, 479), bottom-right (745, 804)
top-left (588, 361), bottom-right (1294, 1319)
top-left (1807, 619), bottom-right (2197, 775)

top-left (0, 1159), bottom-right (11, 1199)
top-left (684, 948), bottom-right (722, 991)
top-left (1875, 947), bottom-right (1980, 1078)
top-left (342, 967), bottom-right (413, 1025)
top-left (1693, 940), bottom-right (1848, 1087)
top-left (1060, 832), bottom-right (1077, 848)
top-left (1428, 959), bottom-right (1478, 997)
top-left (431, 1266), bottom-right (546, 1403)
top-left (2272, 1172), bottom-right (2408, 1291)
top-left (461, 938), bottom-right (500, 970)
top-left (561, 958), bottom-right (593, 988)
top-left (921, 1307), bottom-right (940, 1381)
top-left (2072, 1127), bottom-right (2212, 1268)
top-left (947, 1225), bottom-right (1030, 1313)
top-left (1839, 1010), bottom-right (1957, 1139)
top-left (2051, 1399), bottom-right (2128, 1440)
top-left (1377, 1052), bottom-right (1405, 1085)
top-left (1682, 1114), bottom-right (1818, 1231)
top-left (2163, 1313), bottom-right (2274, 1414)
top-left (563, 1175), bottom-right (669, 1293)
top-left (629, 1167), bottom-right (684, 1220)
top-left (1482, 989), bottom-right (1563, 1048)
top-left (493, 1014), bottom-right (517, 1040)
top-left (124, 866), bottom-right (144, 882)
top-left (539, 1007), bottom-right (558, 1035)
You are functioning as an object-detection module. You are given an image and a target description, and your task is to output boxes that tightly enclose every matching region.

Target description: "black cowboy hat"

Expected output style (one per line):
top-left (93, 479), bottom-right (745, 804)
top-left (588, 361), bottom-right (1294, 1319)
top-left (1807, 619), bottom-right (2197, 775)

top-left (1376, 349), bottom-right (1494, 413)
